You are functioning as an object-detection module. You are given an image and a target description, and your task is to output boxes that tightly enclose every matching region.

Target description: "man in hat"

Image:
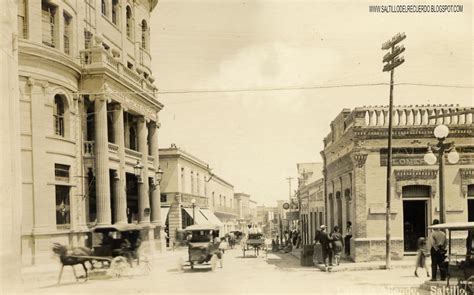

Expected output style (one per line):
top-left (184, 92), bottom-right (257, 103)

top-left (429, 219), bottom-right (447, 281)
top-left (319, 225), bottom-right (333, 272)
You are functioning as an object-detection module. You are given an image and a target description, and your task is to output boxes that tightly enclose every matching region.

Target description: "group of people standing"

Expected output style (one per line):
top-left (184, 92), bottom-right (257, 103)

top-left (315, 221), bottom-right (353, 272)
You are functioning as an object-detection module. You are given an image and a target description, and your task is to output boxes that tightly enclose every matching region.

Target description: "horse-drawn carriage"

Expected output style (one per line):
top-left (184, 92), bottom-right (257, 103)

top-left (178, 224), bottom-right (223, 271)
top-left (241, 232), bottom-right (266, 257)
top-left (427, 222), bottom-right (474, 294)
top-left (52, 224), bottom-right (152, 283)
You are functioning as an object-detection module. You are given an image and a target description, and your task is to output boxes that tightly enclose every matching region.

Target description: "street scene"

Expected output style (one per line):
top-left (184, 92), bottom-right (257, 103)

top-left (0, 0), bottom-right (473, 294)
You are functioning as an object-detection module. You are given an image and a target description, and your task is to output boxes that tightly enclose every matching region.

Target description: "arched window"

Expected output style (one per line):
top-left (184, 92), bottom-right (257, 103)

top-left (126, 6), bottom-right (133, 38)
top-left (54, 95), bottom-right (65, 136)
top-left (141, 20), bottom-right (148, 50)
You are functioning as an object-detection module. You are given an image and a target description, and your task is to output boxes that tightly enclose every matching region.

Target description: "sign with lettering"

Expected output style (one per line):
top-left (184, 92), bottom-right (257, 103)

top-left (380, 154), bottom-right (474, 166)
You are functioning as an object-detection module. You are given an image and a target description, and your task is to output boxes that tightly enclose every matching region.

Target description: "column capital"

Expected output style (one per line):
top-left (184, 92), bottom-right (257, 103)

top-left (351, 152), bottom-right (368, 168)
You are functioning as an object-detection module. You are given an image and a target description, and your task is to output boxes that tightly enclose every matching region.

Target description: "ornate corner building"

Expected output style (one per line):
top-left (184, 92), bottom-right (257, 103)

top-left (17, 0), bottom-right (164, 266)
top-left (322, 105), bottom-right (474, 262)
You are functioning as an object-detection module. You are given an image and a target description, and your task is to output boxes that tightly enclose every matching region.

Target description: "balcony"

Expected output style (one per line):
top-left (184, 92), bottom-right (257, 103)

top-left (214, 205), bottom-right (238, 216)
top-left (80, 47), bottom-right (157, 97)
top-left (83, 141), bottom-right (142, 162)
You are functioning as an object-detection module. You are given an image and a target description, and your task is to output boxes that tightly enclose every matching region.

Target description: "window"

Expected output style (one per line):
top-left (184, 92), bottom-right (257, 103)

top-left (160, 194), bottom-right (167, 203)
top-left (112, 0), bottom-right (119, 25)
top-left (63, 12), bottom-right (72, 55)
top-left (190, 171), bottom-right (194, 194)
top-left (126, 6), bottom-right (133, 38)
top-left (18, 0), bottom-right (28, 39)
top-left (197, 173), bottom-right (200, 195)
top-left (42, 1), bottom-right (57, 47)
top-left (84, 30), bottom-right (93, 49)
top-left (180, 168), bottom-right (185, 192)
top-left (55, 164), bottom-right (70, 181)
top-left (53, 95), bottom-right (65, 136)
top-left (56, 185), bottom-right (70, 226)
top-left (101, 0), bottom-right (106, 15)
top-left (141, 20), bottom-right (148, 50)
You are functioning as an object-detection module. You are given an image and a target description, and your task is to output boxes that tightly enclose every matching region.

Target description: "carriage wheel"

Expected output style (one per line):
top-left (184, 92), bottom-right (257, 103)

top-left (109, 256), bottom-right (129, 278)
top-left (139, 254), bottom-right (152, 274)
top-left (465, 275), bottom-right (474, 294)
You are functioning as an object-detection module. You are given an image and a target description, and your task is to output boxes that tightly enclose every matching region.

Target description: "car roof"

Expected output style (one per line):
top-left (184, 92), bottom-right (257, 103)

top-left (185, 223), bottom-right (221, 231)
top-left (92, 223), bottom-right (143, 232)
top-left (428, 222), bottom-right (474, 231)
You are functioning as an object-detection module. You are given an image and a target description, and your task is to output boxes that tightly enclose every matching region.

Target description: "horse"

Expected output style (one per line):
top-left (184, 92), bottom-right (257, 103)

top-left (52, 243), bottom-right (93, 284)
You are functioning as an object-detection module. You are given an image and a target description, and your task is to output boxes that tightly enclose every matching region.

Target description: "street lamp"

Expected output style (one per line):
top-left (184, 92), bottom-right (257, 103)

top-left (191, 198), bottom-right (196, 225)
top-left (424, 124), bottom-right (460, 223)
top-left (133, 160), bottom-right (143, 183)
top-left (150, 167), bottom-right (164, 191)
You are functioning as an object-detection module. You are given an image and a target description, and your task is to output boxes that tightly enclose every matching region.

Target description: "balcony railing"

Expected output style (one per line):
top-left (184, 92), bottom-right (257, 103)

top-left (214, 205), bottom-right (238, 216)
top-left (80, 47), bottom-right (157, 96)
top-left (125, 148), bottom-right (142, 159)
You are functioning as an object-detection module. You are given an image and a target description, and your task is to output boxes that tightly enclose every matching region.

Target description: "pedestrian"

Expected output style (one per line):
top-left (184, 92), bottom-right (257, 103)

top-left (429, 219), bottom-right (447, 281)
top-left (344, 221), bottom-right (352, 256)
top-left (414, 237), bottom-right (430, 278)
top-left (319, 225), bottom-right (333, 272)
top-left (331, 226), bottom-right (344, 266)
top-left (219, 237), bottom-right (228, 254)
top-left (292, 229), bottom-right (298, 247)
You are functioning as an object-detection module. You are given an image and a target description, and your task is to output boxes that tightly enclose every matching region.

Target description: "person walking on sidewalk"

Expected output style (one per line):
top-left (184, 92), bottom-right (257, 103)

top-left (319, 225), bottom-right (333, 272)
top-left (414, 237), bottom-right (430, 278)
top-left (331, 226), bottom-right (344, 266)
top-left (429, 219), bottom-right (447, 281)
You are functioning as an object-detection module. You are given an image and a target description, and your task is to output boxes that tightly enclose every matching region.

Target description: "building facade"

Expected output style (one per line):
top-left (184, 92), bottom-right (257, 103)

top-left (159, 145), bottom-right (235, 244)
top-left (18, 0), bottom-right (164, 266)
top-left (1, 0), bottom-right (23, 287)
top-left (322, 105), bottom-right (474, 262)
top-left (297, 163), bottom-right (325, 245)
top-left (209, 175), bottom-right (238, 234)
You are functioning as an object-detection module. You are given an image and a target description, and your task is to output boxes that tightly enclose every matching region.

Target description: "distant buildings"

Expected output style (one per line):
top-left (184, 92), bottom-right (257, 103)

top-left (322, 105), bottom-right (474, 262)
top-left (159, 145), bottom-right (238, 243)
top-left (296, 163), bottom-right (325, 245)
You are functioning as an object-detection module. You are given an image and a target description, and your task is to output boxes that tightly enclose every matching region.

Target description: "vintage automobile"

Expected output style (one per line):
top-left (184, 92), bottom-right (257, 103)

top-left (427, 222), bottom-right (474, 294)
top-left (179, 223), bottom-right (222, 271)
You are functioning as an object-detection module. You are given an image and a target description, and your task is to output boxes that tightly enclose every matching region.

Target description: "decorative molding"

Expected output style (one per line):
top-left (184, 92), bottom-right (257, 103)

top-left (351, 153), bottom-right (368, 168)
top-left (460, 168), bottom-right (474, 198)
top-left (394, 169), bottom-right (438, 198)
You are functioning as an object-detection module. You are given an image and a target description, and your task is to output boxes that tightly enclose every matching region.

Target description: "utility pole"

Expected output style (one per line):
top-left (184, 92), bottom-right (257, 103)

top-left (286, 177), bottom-right (293, 200)
top-left (381, 32), bottom-right (406, 270)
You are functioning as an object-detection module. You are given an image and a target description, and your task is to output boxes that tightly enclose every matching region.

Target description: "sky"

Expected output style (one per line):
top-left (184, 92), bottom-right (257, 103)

top-left (149, 0), bottom-right (473, 206)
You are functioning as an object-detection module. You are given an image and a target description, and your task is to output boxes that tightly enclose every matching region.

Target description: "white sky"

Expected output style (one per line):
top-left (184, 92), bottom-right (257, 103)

top-left (150, 0), bottom-right (473, 206)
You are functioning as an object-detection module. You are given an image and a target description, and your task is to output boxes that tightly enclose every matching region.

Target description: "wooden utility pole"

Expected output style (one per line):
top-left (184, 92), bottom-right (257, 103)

top-left (382, 32), bottom-right (406, 270)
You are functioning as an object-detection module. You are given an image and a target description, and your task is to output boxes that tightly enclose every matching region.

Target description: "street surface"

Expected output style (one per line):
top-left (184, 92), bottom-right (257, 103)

top-left (20, 246), bottom-right (430, 295)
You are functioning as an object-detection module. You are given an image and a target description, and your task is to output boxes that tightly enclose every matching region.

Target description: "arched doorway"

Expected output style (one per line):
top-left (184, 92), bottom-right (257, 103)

top-left (402, 185), bottom-right (430, 252)
top-left (336, 191), bottom-right (342, 229)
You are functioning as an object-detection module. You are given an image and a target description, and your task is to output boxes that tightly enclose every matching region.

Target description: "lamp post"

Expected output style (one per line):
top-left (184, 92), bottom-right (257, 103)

top-left (424, 124), bottom-right (460, 224)
top-left (133, 160), bottom-right (144, 183)
top-left (150, 167), bottom-right (163, 191)
top-left (191, 198), bottom-right (196, 225)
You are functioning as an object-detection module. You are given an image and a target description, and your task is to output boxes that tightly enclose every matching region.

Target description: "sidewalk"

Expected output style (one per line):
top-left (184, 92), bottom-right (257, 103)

top-left (287, 248), bottom-right (416, 272)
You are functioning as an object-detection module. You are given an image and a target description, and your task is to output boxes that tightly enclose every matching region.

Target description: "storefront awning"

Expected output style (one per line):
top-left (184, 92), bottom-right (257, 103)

top-left (200, 208), bottom-right (223, 227)
top-left (161, 206), bottom-right (170, 226)
top-left (183, 207), bottom-right (209, 225)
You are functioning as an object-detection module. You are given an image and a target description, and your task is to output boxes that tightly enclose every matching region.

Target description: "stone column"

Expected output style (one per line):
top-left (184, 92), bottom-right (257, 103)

top-left (94, 95), bottom-right (111, 225)
top-left (137, 117), bottom-right (150, 224)
top-left (350, 151), bottom-right (368, 261)
top-left (113, 104), bottom-right (127, 224)
top-left (150, 122), bottom-right (161, 224)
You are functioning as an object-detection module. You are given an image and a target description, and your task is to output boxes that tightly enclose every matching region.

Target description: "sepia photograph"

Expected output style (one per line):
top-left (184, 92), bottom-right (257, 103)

top-left (0, 0), bottom-right (473, 294)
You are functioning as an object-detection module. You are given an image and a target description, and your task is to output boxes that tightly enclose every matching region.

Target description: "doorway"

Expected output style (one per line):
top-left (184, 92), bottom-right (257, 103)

top-left (468, 199), bottom-right (474, 222)
top-left (403, 200), bottom-right (428, 252)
